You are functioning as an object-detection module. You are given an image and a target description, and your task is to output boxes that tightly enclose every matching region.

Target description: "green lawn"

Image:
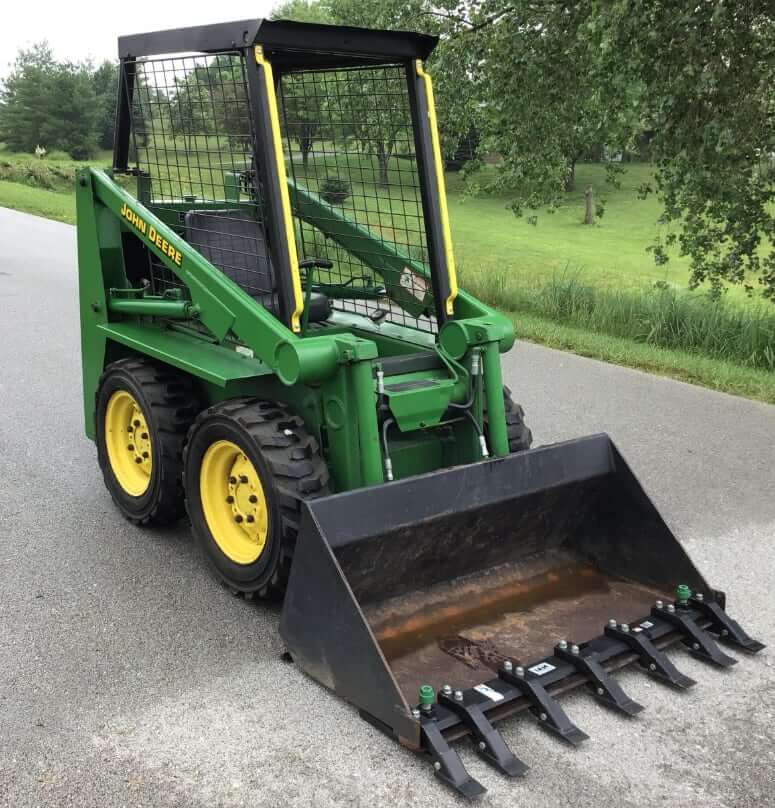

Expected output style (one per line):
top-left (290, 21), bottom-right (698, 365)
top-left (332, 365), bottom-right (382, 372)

top-left (0, 145), bottom-right (772, 403)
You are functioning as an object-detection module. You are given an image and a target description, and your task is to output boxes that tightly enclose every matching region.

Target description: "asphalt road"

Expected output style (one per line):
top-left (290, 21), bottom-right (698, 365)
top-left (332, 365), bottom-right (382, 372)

top-left (1, 207), bottom-right (773, 808)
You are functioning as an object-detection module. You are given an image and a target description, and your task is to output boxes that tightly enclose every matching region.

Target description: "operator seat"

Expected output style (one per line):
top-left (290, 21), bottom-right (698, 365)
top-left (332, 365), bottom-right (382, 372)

top-left (184, 209), bottom-right (332, 324)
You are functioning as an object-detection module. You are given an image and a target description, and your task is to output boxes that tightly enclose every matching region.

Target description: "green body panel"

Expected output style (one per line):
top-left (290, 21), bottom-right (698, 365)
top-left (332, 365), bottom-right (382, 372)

top-left (77, 167), bottom-right (517, 491)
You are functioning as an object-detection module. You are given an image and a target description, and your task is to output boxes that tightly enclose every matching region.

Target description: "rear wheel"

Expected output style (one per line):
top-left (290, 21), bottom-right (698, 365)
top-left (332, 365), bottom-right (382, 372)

top-left (487, 386), bottom-right (532, 453)
top-left (96, 358), bottom-right (198, 525)
top-left (183, 399), bottom-right (329, 598)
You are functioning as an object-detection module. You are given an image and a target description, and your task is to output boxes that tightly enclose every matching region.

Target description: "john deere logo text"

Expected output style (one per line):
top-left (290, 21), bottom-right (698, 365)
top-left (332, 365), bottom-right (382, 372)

top-left (120, 203), bottom-right (182, 267)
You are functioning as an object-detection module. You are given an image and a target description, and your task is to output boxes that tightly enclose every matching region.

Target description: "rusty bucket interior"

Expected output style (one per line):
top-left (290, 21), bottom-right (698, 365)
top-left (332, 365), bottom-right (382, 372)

top-left (280, 434), bottom-right (708, 745)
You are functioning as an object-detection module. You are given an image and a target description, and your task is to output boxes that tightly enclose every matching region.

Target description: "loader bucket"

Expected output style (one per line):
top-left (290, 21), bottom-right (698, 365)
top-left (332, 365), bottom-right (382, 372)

top-left (280, 434), bottom-right (763, 794)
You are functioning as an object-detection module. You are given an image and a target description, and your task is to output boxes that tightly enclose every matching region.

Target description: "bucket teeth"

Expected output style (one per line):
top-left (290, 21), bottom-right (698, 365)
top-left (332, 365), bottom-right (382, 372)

top-left (438, 690), bottom-right (529, 778)
top-left (605, 622), bottom-right (696, 689)
top-left (652, 605), bottom-right (738, 668)
top-left (421, 718), bottom-right (486, 799)
top-left (554, 643), bottom-right (644, 717)
top-left (498, 665), bottom-right (589, 746)
top-left (690, 596), bottom-right (766, 654)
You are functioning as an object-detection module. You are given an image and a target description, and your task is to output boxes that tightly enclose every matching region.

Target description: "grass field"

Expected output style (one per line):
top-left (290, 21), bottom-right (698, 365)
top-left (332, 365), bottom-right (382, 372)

top-left (1, 144), bottom-right (772, 402)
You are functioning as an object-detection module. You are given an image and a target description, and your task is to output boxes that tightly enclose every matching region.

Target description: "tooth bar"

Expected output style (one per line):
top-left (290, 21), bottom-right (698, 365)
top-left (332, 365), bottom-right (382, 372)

top-left (414, 598), bottom-right (763, 798)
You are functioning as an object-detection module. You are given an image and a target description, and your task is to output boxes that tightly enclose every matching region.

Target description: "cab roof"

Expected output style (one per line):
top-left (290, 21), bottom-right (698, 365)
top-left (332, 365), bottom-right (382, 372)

top-left (118, 18), bottom-right (438, 70)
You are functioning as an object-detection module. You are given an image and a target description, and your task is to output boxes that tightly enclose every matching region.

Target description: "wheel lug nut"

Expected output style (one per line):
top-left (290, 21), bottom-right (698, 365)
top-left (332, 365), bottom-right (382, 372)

top-left (141, 432), bottom-right (148, 440)
top-left (133, 419), bottom-right (140, 427)
top-left (239, 475), bottom-right (249, 484)
top-left (228, 476), bottom-right (237, 484)
top-left (127, 444), bottom-right (134, 451)
top-left (135, 457), bottom-right (142, 464)
top-left (127, 426), bottom-right (133, 433)
top-left (235, 515), bottom-right (243, 523)
top-left (246, 515), bottom-right (255, 523)
top-left (142, 451), bottom-right (149, 459)
top-left (249, 494), bottom-right (258, 503)
top-left (226, 495), bottom-right (234, 504)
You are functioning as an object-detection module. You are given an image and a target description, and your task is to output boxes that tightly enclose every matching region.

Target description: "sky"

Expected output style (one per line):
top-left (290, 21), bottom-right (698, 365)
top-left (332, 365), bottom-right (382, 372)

top-left (1, 0), bottom-right (280, 77)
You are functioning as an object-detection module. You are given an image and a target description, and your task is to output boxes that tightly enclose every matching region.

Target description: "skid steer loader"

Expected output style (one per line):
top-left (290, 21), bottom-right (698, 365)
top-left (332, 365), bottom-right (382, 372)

top-left (76, 19), bottom-right (763, 797)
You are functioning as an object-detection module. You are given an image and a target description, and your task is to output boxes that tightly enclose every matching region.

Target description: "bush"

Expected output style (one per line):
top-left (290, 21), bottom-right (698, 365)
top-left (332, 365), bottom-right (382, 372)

top-left (320, 176), bottom-right (351, 205)
top-left (459, 267), bottom-right (775, 371)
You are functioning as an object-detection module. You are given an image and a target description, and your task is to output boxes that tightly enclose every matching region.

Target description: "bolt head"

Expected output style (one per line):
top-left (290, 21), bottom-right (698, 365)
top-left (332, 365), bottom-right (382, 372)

top-left (433, 761), bottom-right (441, 771)
top-left (226, 495), bottom-right (234, 504)
top-left (246, 515), bottom-right (255, 523)
top-left (249, 494), bottom-right (258, 504)
top-left (695, 592), bottom-right (704, 602)
top-left (239, 475), bottom-right (249, 484)
top-left (127, 444), bottom-right (134, 451)
top-left (667, 604), bottom-right (676, 614)
top-left (441, 684), bottom-right (452, 696)
top-left (655, 600), bottom-right (664, 610)
top-left (692, 642), bottom-right (700, 651)
top-left (235, 515), bottom-right (243, 523)
top-left (229, 476), bottom-right (237, 484)
top-left (478, 741), bottom-right (486, 751)
top-left (411, 708), bottom-right (421, 719)
top-left (127, 426), bottom-right (133, 433)
top-left (721, 629), bottom-right (729, 637)
top-left (608, 618), bottom-right (617, 628)
top-left (570, 644), bottom-right (580, 656)
top-left (596, 687), bottom-right (605, 696)
top-left (515, 666), bottom-right (525, 678)
top-left (558, 640), bottom-right (568, 650)
top-left (135, 457), bottom-right (142, 464)
top-left (621, 623), bottom-right (630, 633)
top-left (502, 660), bottom-right (513, 672)
top-left (133, 419), bottom-right (140, 427)
top-left (539, 712), bottom-right (548, 721)
top-left (453, 690), bottom-right (464, 702)
top-left (649, 663), bottom-right (657, 671)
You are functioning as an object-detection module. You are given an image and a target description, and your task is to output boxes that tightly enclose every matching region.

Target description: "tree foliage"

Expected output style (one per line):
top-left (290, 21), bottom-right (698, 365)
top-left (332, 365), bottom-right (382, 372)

top-left (0, 44), bottom-right (114, 159)
top-left (594, 1), bottom-right (775, 300)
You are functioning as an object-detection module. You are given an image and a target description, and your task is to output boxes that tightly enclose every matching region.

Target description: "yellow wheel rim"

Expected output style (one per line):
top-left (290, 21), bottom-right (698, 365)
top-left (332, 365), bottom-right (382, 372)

top-left (104, 390), bottom-right (153, 496)
top-left (199, 440), bottom-right (269, 565)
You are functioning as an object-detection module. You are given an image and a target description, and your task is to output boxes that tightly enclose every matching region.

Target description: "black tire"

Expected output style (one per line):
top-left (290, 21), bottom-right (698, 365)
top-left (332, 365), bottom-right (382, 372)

top-left (95, 358), bottom-right (199, 525)
top-left (486, 386), bottom-right (533, 453)
top-left (183, 398), bottom-right (329, 599)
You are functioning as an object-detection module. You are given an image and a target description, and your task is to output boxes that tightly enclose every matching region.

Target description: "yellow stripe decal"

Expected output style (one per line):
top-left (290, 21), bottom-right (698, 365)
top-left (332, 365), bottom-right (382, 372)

top-left (415, 60), bottom-right (458, 316)
top-left (255, 46), bottom-right (304, 333)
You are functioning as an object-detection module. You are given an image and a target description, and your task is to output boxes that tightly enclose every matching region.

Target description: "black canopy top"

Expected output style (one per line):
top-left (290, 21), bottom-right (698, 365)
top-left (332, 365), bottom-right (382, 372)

top-left (117, 18), bottom-right (438, 68)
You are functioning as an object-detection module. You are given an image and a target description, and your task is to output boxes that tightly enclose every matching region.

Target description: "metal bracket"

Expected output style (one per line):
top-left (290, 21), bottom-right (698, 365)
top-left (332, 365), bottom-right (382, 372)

top-left (605, 622), bottom-right (696, 689)
top-left (420, 717), bottom-right (486, 799)
top-left (554, 643), bottom-right (644, 717)
top-left (498, 665), bottom-right (588, 746)
top-left (438, 691), bottom-right (528, 778)
top-left (690, 596), bottom-right (766, 653)
top-left (653, 606), bottom-right (737, 668)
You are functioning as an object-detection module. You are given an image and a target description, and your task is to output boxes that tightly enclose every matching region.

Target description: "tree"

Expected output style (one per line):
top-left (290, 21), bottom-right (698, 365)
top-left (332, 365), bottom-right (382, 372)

top-left (92, 61), bottom-right (118, 151)
top-left (595, 1), bottom-right (775, 300)
top-left (0, 43), bottom-right (58, 152)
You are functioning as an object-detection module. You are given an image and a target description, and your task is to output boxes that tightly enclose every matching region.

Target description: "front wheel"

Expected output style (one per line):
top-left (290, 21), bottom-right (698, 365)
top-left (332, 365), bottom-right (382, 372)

top-left (484, 386), bottom-right (533, 453)
top-left (183, 399), bottom-right (329, 598)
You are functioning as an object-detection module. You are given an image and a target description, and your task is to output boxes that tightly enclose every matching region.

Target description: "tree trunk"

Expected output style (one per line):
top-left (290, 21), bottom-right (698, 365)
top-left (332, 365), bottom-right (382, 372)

top-left (377, 145), bottom-right (390, 187)
top-left (565, 159), bottom-right (576, 192)
top-left (584, 186), bottom-right (595, 225)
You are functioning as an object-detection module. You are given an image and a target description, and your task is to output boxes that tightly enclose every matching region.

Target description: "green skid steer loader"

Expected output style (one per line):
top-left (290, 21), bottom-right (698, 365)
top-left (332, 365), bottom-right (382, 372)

top-left (76, 19), bottom-right (763, 797)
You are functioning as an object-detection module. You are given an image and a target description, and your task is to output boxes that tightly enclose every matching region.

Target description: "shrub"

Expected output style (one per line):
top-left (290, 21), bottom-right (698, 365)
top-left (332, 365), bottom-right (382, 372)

top-left (320, 176), bottom-right (351, 205)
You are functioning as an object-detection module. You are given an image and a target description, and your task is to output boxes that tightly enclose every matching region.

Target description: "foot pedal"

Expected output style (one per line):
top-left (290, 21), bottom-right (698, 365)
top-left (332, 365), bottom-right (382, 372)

top-left (498, 663), bottom-right (589, 746)
top-left (554, 642), bottom-right (644, 717)
top-left (605, 621), bottom-right (696, 689)
top-left (421, 718), bottom-right (486, 799)
top-left (653, 604), bottom-right (737, 668)
top-left (690, 595), bottom-right (765, 653)
top-left (438, 689), bottom-right (529, 778)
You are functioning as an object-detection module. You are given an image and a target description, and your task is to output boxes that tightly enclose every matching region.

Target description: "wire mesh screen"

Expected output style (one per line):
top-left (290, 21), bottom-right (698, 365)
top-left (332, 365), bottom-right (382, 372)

top-left (278, 64), bottom-right (438, 333)
top-left (126, 52), bottom-right (280, 314)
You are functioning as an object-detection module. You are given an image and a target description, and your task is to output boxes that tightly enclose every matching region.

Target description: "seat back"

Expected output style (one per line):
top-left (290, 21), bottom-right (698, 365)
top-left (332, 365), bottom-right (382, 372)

top-left (185, 210), bottom-right (275, 298)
